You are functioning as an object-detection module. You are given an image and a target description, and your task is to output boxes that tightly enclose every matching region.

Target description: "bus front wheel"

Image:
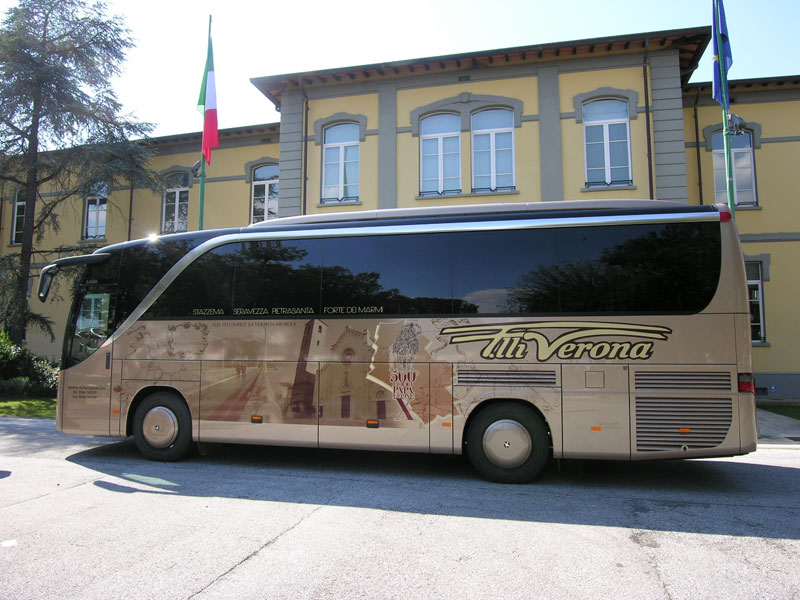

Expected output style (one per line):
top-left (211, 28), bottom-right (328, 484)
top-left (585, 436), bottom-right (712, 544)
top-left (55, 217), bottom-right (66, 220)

top-left (465, 403), bottom-right (549, 483)
top-left (133, 392), bottom-right (194, 461)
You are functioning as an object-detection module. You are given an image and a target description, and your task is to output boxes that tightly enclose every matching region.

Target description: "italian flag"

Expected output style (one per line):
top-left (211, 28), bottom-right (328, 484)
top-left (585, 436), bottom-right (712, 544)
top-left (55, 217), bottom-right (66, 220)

top-left (197, 23), bottom-right (219, 165)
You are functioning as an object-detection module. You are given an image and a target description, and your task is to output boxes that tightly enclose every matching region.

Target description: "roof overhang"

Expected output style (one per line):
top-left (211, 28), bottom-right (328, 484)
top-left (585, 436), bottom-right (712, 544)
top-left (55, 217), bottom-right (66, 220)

top-left (251, 26), bottom-right (711, 109)
top-left (145, 122), bottom-right (280, 148)
top-left (686, 74), bottom-right (800, 94)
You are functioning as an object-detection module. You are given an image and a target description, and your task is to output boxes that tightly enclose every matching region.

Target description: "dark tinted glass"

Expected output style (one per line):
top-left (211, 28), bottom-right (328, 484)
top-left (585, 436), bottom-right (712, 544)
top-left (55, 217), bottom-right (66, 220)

top-left (507, 222), bottom-right (721, 314)
top-left (117, 241), bottom-right (194, 323)
top-left (82, 251), bottom-right (122, 287)
top-left (321, 234), bottom-right (451, 315)
top-left (116, 233), bottom-right (232, 322)
top-left (453, 228), bottom-right (559, 314)
top-left (234, 239), bottom-right (322, 315)
top-left (145, 244), bottom-right (238, 318)
top-left (124, 220), bottom-right (721, 322)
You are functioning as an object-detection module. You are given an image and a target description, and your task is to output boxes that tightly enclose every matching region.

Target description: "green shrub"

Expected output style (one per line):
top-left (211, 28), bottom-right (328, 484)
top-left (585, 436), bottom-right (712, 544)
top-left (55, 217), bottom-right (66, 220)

top-left (0, 329), bottom-right (59, 397)
top-left (0, 377), bottom-right (55, 398)
top-left (0, 329), bottom-right (23, 379)
top-left (32, 357), bottom-right (59, 393)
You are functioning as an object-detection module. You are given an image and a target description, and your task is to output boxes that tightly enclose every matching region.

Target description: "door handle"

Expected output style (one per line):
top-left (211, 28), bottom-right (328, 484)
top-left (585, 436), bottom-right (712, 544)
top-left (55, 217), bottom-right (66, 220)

top-left (105, 352), bottom-right (111, 370)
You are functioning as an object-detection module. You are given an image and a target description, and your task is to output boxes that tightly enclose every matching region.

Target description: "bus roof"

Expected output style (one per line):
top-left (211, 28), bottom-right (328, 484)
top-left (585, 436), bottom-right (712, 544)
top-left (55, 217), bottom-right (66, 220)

top-left (246, 199), bottom-right (717, 229)
top-left (95, 200), bottom-right (722, 255)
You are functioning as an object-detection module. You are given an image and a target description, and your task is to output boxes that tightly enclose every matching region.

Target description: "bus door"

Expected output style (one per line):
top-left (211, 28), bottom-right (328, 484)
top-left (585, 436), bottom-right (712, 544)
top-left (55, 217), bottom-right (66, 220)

top-left (60, 288), bottom-right (115, 435)
top-left (561, 364), bottom-right (630, 459)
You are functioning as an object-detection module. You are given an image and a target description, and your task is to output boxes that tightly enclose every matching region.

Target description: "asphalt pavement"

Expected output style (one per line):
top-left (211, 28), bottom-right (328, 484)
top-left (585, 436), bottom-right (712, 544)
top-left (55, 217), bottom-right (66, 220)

top-left (1, 411), bottom-right (799, 600)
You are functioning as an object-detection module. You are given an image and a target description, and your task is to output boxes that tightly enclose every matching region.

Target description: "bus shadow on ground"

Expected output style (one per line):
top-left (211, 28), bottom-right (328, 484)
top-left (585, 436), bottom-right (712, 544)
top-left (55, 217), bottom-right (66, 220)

top-left (67, 439), bottom-right (800, 540)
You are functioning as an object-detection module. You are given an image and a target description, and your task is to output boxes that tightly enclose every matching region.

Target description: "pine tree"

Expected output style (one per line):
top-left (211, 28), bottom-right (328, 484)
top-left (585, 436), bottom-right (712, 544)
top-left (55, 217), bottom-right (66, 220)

top-left (0, 0), bottom-right (158, 344)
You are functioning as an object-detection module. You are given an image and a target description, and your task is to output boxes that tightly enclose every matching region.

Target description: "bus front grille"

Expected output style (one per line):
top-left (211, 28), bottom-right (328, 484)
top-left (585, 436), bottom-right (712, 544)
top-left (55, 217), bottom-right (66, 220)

top-left (634, 371), bottom-right (732, 391)
top-left (635, 397), bottom-right (732, 452)
top-left (456, 369), bottom-right (557, 387)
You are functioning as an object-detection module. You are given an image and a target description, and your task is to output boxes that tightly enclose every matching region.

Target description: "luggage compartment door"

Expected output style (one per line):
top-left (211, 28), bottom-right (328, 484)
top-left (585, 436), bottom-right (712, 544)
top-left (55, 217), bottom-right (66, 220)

top-left (562, 364), bottom-right (630, 459)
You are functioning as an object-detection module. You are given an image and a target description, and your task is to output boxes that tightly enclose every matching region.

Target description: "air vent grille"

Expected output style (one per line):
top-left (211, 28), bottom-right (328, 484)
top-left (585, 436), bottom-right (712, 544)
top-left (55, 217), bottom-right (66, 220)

top-left (457, 369), bottom-right (557, 387)
top-left (634, 371), bottom-right (732, 391)
top-left (635, 397), bottom-right (732, 452)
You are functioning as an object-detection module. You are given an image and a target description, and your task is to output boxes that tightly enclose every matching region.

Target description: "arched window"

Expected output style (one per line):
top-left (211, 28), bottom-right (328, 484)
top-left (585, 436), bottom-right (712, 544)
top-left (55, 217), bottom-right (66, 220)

top-left (712, 130), bottom-right (757, 206)
top-left (322, 123), bottom-right (359, 202)
top-left (471, 109), bottom-right (515, 193)
top-left (420, 113), bottom-right (461, 196)
top-left (162, 172), bottom-right (190, 234)
top-left (583, 99), bottom-right (632, 187)
top-left (251, 164), bottom-right (279, 223)
top-left (83, 182), bottom-right (108, 240)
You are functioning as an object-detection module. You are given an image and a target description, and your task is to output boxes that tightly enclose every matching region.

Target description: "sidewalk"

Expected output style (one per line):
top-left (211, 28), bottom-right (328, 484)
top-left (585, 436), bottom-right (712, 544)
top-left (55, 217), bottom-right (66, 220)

top-left (756, 408), bottom-right (800, 445)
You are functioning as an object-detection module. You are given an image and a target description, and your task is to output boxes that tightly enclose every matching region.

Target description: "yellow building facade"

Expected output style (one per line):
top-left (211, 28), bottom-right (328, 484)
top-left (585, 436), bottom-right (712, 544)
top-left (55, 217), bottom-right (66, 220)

top-left (4, 26), bottom-right (798, 397)
top-left (684, 76), bottom-right (800, 398)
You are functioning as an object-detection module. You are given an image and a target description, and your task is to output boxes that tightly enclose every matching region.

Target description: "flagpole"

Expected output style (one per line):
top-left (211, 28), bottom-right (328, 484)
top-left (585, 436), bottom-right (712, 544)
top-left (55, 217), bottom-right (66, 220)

top-left (714, 0), bottom-right (736, 218)
top-left (198, 156), bottom-right (205, 228)
top-left (198, 15), bottom-right (212, 231)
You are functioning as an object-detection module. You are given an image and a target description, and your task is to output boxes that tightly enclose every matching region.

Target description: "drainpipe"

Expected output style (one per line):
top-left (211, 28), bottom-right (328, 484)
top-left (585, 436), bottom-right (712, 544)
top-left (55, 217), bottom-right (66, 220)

top-left (301, 86), bottom-right (309, 216)
top-left (127, 179), bottom-right (134, 240)
top-left (693, 89), bottom-right (704, 205)
top-left (642, 40), bottom-right (654, 200)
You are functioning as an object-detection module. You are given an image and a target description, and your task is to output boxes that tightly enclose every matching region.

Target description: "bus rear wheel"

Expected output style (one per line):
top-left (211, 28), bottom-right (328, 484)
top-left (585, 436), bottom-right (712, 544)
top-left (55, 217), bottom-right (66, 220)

top-left (465, 403), bottom-right (549, 483)
top-left (133, 392), bottom-right (194, 461)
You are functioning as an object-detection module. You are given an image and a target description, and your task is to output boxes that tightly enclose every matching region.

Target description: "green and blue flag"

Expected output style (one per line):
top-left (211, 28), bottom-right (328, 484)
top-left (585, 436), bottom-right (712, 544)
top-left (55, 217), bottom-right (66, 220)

top-left (712, 0), bottom-right (733, 110)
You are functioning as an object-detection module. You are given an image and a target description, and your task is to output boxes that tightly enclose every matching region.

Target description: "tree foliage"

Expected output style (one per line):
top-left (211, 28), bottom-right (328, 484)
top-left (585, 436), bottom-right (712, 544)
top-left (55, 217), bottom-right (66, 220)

top-left (0, 0), bottom-right (159, 344)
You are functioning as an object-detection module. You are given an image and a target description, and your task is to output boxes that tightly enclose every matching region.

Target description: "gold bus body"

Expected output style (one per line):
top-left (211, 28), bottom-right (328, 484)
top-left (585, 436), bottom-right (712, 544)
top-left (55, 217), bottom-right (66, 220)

top-left (54, 201), bottom-right (758, 466)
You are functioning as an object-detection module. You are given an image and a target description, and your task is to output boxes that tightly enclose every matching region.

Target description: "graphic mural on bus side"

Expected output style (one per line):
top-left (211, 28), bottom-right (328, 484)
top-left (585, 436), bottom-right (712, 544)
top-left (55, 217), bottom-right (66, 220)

top-left (115, 317), bottom-right (673, 433)
top-left (115, 317), bottom-right (456, 429)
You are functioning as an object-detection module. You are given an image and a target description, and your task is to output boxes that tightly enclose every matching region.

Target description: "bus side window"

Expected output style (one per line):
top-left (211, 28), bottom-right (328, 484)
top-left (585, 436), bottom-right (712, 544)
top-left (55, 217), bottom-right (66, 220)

top-left (556, 223), bottom-right (721, 313)
top-left (233, 239), bottom-right (323, 314)
top-left (145, 244), bottom-right (238, 319)
top-left (452, 228), bottom-right (559, 315)
top-left (321, 234), bottom-right (451, 316)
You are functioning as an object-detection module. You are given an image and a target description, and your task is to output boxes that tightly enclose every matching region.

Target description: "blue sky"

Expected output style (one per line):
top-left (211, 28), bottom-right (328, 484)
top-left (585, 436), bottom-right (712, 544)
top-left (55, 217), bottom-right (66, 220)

top-left (0, 0), bottom-right (796, 137)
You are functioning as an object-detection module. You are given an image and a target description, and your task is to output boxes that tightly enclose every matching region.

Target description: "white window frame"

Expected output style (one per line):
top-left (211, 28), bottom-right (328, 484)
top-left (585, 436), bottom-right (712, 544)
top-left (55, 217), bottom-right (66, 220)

top-left (420, 114), bottom-right (461, 196)
top-left (746, 261), bottom-right (766, 343)
top-left (583, 99), bottom-right (632, 187)
top-left (83, 184), bottom-right (108, 240)
top-left (712, 131), bottom-right (757, 207)
top-left (471, 110), bottom-right (515, 193)
top-left (162, 173), bottom-right (189, 234)
top-left (322, 124), bottom-right (359, 203)
top-left (251, 164), bottom-right (279, 223)
top-left (11, 190), bottom-right (25, 245)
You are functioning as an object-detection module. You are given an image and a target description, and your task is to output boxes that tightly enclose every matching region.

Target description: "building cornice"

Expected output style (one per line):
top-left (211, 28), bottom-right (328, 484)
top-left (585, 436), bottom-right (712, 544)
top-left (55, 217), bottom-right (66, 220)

top-left (252, 26), bottom-right (711, 110)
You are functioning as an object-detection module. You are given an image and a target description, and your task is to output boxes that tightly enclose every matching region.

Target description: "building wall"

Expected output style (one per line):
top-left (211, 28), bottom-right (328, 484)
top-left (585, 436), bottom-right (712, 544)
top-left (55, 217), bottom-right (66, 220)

top-left (3, 131), bottom-right (279, 359)
top-left (281, 50), bottom-right (684, 221)
top-left (684, 84), bottom-right (800, 398)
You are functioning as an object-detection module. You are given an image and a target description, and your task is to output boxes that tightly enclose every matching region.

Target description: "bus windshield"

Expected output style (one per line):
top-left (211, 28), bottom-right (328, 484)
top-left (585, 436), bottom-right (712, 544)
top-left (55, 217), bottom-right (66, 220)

top-left (63, 252), bottom-right (121, 368)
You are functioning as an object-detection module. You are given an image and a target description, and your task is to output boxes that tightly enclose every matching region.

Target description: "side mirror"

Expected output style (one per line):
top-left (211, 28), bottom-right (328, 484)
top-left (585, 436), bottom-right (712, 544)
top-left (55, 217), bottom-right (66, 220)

top-left (37, 264), bottom-right (58, 302)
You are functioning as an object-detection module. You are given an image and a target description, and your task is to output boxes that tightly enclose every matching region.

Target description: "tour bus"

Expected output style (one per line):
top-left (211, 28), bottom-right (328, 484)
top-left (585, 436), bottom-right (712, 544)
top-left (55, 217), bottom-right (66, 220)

top-left (38, 200), bottom-right (758, 483)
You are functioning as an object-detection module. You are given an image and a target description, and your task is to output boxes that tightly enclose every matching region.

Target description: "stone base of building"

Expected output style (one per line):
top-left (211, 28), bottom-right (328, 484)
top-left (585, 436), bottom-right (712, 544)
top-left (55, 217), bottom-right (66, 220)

top-left (755, 372), bottom-right (800, 400)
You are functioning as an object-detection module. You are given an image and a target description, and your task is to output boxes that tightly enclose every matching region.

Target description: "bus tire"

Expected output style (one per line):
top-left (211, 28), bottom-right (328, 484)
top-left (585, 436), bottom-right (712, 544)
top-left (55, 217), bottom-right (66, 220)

top-left (133, 392), bottom-right (194, 461)
top-left (465, 403), bottom-right (549, 483)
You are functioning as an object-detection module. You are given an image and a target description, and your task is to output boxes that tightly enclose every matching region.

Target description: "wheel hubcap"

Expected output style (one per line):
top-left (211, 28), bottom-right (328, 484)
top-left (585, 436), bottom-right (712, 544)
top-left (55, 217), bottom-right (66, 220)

top-left (483, 419), bottom-right (532, 469)
top-left (142, 406), bottom-right (179, 448)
